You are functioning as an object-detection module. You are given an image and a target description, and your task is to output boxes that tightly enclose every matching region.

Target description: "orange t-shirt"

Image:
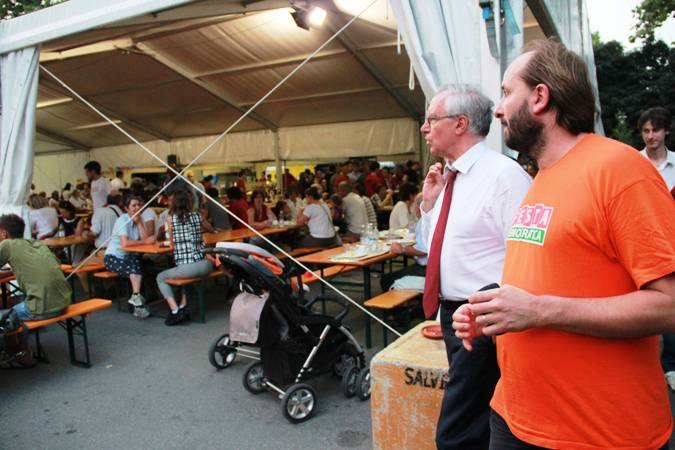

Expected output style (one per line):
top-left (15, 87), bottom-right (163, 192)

top-left (493, 134), bottom-right (675, 449)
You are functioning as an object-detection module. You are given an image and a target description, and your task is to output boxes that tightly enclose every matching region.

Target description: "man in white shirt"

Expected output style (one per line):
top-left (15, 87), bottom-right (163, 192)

top-left (84, 161), bottom-right (112, 210)
top-left (419, 86), bottom-right (531, 450)
top-left (638, 107), bottom-right (675, 392)
top-left (111, 170), bottom-right (125, 192)
top-left (638, 107), bottom-right (674, 190)
top-left (140, 203), bottom-right (157, 238)
top-left (337, 181), bottom-right (368, 237)
top-left (86, 194), bottom-right (123, 249)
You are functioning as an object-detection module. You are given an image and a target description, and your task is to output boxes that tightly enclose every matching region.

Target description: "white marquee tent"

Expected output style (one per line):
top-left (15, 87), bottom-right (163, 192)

top-left (0, 0), bottom-right (600, 232)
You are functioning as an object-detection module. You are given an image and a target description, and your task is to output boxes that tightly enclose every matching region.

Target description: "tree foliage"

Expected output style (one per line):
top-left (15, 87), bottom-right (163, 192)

top-left (1, 0), bottom-right (65, 20)
top-left (630, 0), bottom-right (675, 44)
top-left (594, 37), bottom-right (675, 149)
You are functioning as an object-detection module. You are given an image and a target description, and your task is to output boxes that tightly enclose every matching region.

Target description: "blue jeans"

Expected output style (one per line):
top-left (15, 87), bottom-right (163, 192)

top-left (13, 302), bottom-right (34, 320)
top-left (12, 301), bottom-right (64, 321)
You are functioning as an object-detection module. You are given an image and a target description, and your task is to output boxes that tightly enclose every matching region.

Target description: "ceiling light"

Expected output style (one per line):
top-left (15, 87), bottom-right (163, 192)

top-left (309, 6), bottom-right (326, 26)
top-left (36, 97), bottom-right (73, 109)
top-left (291, 7), bottom-right (310, 31)
top-left (69, 120), bottom-right (122, 131)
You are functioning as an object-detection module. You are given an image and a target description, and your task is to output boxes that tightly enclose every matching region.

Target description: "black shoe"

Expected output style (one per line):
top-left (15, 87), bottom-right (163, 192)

top-left (165, 311), bottom-right (182, 326)
top-left (178, 306), bottom-right (190, 322)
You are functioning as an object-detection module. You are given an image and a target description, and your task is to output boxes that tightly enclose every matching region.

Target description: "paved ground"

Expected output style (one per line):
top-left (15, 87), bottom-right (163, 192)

top-left (0, 273), bottom-right (389, 450)
top-left (2, 270), bottom-right (675, 449)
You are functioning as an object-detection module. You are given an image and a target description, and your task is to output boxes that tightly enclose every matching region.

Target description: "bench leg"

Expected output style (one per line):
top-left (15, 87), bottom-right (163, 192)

top-left (62, 316), bottom-right (91, 368)
top-left (381, 310), bottom-right (388, 347)
top-left (197, 283), bottom-right (206, 324)
top-left (33, 329), bottom-right (49, 363)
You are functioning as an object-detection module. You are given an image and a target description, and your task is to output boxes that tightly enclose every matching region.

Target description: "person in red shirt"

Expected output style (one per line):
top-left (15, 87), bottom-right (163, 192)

top-left (226, 186), bottom-right (249, 229)
top-left (282, 168), bottom-right (297, 190)
top-left (234, 170), bottom-right (247, 194)
top-left (453, 39), bottom-right (675, 449)
top-left (364, 161), bottom-right (385, 197)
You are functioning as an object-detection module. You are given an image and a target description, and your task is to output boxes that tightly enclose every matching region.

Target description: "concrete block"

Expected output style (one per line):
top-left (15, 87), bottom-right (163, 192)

top-left (371, 321), bottom-right (448, 450)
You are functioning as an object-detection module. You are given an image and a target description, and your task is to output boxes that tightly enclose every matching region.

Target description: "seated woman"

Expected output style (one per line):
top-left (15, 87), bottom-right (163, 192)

top-left (226, 187), bottom-right (249, 229)
top-left (104, 195), bottom-right (155, 318)
top-left (272, 200), bottom-right (293, 223)
top-left (247, 190), bottom-right (276, 230)
top-left (156, 190), bottom-right (214, 326)
top-left (295, 187), bottom-right (338, 248)
top-left (388, 182), bottom-right (419, 231)
top-left (68, 189), bottom-right (86, 209)
top-left (28, 194), bottom-right (58, 239)
top-left (328, 194), bottom-right (347, 234)
top-left (57, 201), bottom-right (93, 292)
top-left (370, 184), bottom-right (393, 209)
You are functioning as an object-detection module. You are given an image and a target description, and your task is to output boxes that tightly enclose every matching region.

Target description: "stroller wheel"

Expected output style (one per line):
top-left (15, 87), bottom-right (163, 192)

top-left (332, 354), bottom-right (357, 378)
top-left (208, 334), bottom-right (237, 369)
top-left (281, 383), bottom-right (317, 424)
top-left (243, 361), bottom-right (267, 394)
top-left (341, 364), bottom-right (359, 398)
top-left (355, 368), bottom-right (371, 401)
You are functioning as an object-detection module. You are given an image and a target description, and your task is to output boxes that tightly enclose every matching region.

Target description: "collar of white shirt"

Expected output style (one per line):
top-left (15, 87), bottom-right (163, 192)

top-left (640, 147), bottom-right (674, 169)
top-left (444, 141), bottom-right (487, 175)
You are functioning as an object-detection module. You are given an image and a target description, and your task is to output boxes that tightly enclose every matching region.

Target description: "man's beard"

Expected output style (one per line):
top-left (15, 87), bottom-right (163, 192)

top-left (503, 101), bottom-right (546, 160)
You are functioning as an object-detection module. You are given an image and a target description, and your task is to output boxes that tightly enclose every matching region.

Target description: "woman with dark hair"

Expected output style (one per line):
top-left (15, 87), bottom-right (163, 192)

top-left (156, 190), bottom-right (214, 325)
top-left (49, 191), bottom-right (61, 208)
top-left (61, 182), bottom-right (72, 200)
top-left (58, 201), bottom-right (91, 290)
top-left (389, 182), bottom-right (419, 230)
top-left (247, 189), bottom-right (276, 230)
top-left (295, 187), bottom-right (338, 248)
top-left (226, 186), bottom-right (249, 229)
top-left (104, 195), bottom-right (155, 318)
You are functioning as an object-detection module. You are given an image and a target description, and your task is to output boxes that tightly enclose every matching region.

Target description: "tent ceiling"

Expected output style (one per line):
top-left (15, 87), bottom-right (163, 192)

top-left (35, 0), bottom-right (424, 153)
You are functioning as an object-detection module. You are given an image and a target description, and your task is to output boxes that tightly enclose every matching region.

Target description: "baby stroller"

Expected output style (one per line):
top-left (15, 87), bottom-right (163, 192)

top-left (206, 243), bottom-right (370, 423)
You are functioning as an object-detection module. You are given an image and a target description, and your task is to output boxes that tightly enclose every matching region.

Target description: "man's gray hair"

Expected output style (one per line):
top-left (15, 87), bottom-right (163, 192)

top-left (436, 85), bottom-right (494, 137)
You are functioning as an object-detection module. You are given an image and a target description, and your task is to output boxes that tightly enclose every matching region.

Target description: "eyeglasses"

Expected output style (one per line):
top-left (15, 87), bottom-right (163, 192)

top-left (424, 114), bottom-right (461, 126)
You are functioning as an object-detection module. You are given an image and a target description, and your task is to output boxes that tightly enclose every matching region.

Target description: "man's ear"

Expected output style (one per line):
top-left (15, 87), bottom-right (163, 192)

top-left (455, 115), bottom-right (469, 134)
top-left (531, 83), bottom-right (550, 115)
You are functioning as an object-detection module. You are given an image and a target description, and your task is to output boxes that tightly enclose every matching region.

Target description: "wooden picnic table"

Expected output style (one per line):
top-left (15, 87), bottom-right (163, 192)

top-left (120, 225), bottom-right (300, 254)
top-left (298, 245), bottom-right (398, 348)
top-left (43, 235), bottom-right (88, 248)
top-left (0, 270), bottom-right (16, 309)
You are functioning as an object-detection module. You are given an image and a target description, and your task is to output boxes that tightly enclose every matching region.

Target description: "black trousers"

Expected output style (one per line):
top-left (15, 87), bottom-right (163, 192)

top-left (436, 301), bottom-right (501, 450)
top-left (489, 410), bottom-right (670, 450)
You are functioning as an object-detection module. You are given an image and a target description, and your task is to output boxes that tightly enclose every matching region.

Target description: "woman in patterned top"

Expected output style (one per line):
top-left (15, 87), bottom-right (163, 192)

top-left (157, 190), bottom-right (215, 325)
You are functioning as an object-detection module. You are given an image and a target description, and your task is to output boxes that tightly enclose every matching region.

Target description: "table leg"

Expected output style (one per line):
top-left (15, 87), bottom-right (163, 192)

top-left (363, 266), bottom-right (372, 349)
top-left (1, 281), bottom-right (7, 309)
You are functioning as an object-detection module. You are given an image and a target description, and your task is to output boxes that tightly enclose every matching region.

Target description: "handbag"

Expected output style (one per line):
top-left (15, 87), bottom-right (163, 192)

top-left (0, 308), bottom-right (34, 368)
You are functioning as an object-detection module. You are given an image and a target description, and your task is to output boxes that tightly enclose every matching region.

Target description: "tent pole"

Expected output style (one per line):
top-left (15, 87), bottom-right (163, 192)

top-left (274, 132), bottom-right (282, 198)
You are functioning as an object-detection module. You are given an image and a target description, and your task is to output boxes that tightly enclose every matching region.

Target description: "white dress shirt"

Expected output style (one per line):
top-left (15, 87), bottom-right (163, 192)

top-left (420, 141), bottom-right (531, 300)
top-left (342, 192), bottom-right (368, 234)
top-left (640, 148), bottom-right (675, 190)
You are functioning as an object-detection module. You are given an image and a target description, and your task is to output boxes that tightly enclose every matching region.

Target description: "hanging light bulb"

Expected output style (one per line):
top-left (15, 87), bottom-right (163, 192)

top-left (308, 6), bottom-right (327, 26)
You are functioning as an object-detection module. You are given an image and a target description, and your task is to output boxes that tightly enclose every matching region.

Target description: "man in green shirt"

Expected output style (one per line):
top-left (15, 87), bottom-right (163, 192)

top-left (0, 214), bottom-right (70, 320)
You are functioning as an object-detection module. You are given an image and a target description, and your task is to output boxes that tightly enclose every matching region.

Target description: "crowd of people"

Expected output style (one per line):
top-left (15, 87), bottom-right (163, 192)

top-left (2, 36), bottom-right (674, 450)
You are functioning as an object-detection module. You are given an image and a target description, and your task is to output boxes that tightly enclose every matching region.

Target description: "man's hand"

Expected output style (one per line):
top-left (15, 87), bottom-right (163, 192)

top-left (421, 162), bottom-right (445, 212)
top-left (467, 285), bottom-right (542, 337)
top-left (131, 214), bottom-right (141, 224)
top-left (390, 242), bottom-right (404, 255)
top-left (452, 304), bottom-right (483, 351)
top-left (143, 236), bottom-right (156, 245)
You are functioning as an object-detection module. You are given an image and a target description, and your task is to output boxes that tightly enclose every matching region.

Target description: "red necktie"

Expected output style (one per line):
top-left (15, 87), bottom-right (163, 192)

top-left (422, 170), bottom-right (458, 318)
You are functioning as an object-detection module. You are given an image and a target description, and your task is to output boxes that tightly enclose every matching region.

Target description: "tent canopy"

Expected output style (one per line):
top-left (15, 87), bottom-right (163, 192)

top-left (23, 0), bottom-right (424, 156)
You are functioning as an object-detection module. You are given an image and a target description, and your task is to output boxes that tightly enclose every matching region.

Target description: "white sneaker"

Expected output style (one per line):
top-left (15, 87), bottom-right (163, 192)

top-left (133, 306), bottom-right (150, 319)
top-left (127, 293), bottom-right (144, 307)
top-left (665, 371), bottom-right (675, 391)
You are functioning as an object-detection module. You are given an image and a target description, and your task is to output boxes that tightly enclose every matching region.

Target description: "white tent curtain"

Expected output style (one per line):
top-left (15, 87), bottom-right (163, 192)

top-left (279, 118), bottom-right (419, 160)
top-left (0, 46), bottom-right (39, 238)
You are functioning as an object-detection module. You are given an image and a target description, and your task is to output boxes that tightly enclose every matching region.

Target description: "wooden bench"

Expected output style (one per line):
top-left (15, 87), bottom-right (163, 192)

top-left (0, 273), bottom-right (17, 309)
top-left (61, 263), bottom-right (106, 300)
top-left (92, 271), bottom-right (128, 311)
top-left (25, 299), bottom-right (112, 368)
top-left (165, 270), bottom-right (227, 323)
top-left (364, 290), bottom-right (421, 346)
